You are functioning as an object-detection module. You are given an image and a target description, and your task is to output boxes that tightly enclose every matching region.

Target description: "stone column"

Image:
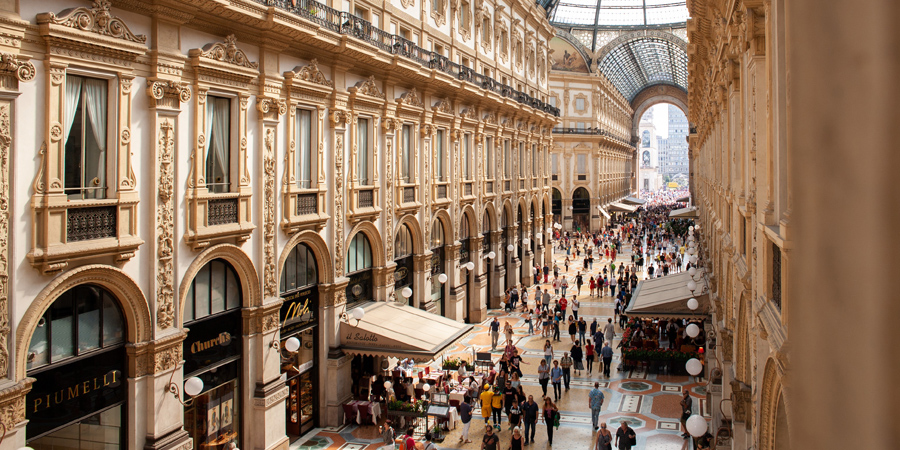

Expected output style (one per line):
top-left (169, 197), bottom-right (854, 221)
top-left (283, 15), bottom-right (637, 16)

top-left (469, 236), bottom-right (486, 322)
top-left (791, 1), bottom-right (900, 450)
top-left (489, 230), bottom-right (505, 309)
top-left (444, 243), bottom-right (463, 321)
top-left (321, 280), bottom-right (351, 427)
top-left (412, 253), bottom-right (431, 309)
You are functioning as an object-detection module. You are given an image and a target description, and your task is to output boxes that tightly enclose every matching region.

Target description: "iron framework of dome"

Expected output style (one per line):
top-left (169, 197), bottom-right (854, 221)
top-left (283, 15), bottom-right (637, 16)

top-left (596, 34), bottom-right (688, 101)
top-left (548, 0), bottom-right (689, 27)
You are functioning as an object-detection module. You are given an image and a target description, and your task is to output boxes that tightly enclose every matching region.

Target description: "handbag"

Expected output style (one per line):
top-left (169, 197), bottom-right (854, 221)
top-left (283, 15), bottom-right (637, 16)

top-left (553, 410), bottom-right (561, 429)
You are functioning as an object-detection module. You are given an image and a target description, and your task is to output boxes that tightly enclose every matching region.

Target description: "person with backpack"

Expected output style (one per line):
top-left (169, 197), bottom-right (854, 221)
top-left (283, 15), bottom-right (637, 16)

top-left (422, 432), bottom-right (437, 450)
top-left (399, 427), bottom-right (416, 450)
top-left (481, 425), bottom-right (500, 450)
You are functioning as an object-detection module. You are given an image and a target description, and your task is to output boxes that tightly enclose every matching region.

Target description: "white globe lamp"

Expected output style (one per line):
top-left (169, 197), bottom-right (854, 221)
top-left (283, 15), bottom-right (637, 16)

top-left (686, 415), bottom-right (708, 437)
top-left (507, 244), bottom-right (515, 251)
top-left (422, 383), bottom-right (431, 392)
top-left (686, 323), bottom-right (700, 338)
top-left (351, 307), bottom-right (366, 321)
top-left (184, 377), bottom-right (204, 398)
top-left (438, 273), bottom-right (448, 284)
top-left (687, 298), bottom-right (699, 311)
top-left (688, 267), bottom-right (697, 277)
top-left (487, 251), bottom-right (496, 259)
top-left (465, 261), bottom-right (475, 271)
top-left (284, 336), bottom-right (301, 353)
top-left (685, 358), bottom-right (703, 376)
top-left (523, 237), bottom-right (530, 245)
top-left (687, 280), bottom-right (697, 292)
top-left (401, 287), bottom-right (413, 298)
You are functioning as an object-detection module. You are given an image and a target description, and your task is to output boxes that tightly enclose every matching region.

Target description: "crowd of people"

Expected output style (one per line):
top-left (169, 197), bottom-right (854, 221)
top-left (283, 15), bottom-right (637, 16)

top-left (374, 190), bottom-right (711, 450)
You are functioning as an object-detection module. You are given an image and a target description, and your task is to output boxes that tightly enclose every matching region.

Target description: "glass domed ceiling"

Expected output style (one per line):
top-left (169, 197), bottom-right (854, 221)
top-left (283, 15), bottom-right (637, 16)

top-left (551, 0), bottom-right (689, 27)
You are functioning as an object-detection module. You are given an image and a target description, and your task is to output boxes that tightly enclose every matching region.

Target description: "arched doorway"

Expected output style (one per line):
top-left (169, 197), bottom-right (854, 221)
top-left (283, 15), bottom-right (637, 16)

top-left (429, 219), bottom-right (447, 316)
top-left (279, 243), bottom-right (319, 437)
top-left (552, 188), bottom-right (562, 225)
top-left (572, 187), bottom-right (590, 231)
top-left (346, 233), bottom-right (374, 303)
top-left (500, 208), bottom-right (511, 293)
top-left (25, 284), bottom-right (128, 447)
top-left (517, 205), bottom-right (525, 286)
top-left (183, 259), bottom-right (244, 449)
top-left (394, 224), bottom-right (414, 306)
top-left (482, 210), bottom-right (493, 310)
top-left (458, 213), bottom-right (472, 321)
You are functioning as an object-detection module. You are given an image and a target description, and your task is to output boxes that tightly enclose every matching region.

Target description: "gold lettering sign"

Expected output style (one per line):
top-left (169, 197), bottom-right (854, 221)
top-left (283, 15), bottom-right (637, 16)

top-left (32, 370), bottom-right (121, 413)
top-left (190, 332), bottom-right (233, 354)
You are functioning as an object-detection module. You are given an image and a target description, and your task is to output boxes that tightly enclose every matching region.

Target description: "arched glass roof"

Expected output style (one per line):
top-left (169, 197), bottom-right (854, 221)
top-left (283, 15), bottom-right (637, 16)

top-left (597, 36), bottom-right (688, 101)
top-left (550, 0), bottom-right (688, 27)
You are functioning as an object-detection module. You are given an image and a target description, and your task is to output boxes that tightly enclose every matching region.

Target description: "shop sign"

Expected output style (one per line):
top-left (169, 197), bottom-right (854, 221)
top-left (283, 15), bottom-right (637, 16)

top-left (27, 349), bottom-right (125, 439)
top-left (184, 311), bottom-right (241, 377)
top-left (393, 257), bottom-right (413, 289)
top-left (281, 288), bottom-right (317, 336)
top-left (346, 270), bottom-right (372, 303)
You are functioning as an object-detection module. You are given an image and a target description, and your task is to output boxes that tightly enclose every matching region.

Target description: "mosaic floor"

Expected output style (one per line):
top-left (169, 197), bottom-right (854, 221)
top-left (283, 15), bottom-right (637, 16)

top-left (292, 233), bottom-right (703, 450)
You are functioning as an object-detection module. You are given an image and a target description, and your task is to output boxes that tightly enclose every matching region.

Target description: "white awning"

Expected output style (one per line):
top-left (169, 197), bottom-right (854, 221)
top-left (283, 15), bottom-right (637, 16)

top-left (669, 206), bottom-right (699, 218)
top-left (622, 196), bottom-right (647, 206)
top-left (626, 270), bottom-right (710, 319)
top-left (607, 202), bottom-right (638, 213)
top-left (598, 206), bottom-right (611, 219)
top-left (340, 301), bottom-right (473, 362)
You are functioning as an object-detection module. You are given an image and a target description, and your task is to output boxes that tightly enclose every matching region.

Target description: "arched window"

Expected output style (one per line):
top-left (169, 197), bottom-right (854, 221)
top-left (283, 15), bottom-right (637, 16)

top-left (431, 219), bottom-right (445, 249)
top-left (26, 284), bottom-right (124, 370)
top-left (346, 233), bottom-right (373, 274)
top-left (459, 215), bottom-right (471, 263)
top-left (281, 243), bottom-right (318, 294)
top-left (184, 259), bottom-right (242, 323)
top-left (395, 224), bottom-right (413, 259)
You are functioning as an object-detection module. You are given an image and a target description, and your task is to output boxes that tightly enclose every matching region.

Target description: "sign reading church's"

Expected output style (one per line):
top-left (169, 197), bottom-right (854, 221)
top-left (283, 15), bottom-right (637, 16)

top-left (183, 310), bottom-right (241, 376)
top-left (27, 349), bottom-right (126, 438)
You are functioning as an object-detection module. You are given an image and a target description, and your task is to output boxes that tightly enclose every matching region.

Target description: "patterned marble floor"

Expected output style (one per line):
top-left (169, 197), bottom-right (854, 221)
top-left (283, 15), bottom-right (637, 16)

top-left (292, 232), bottom-right (705, 450)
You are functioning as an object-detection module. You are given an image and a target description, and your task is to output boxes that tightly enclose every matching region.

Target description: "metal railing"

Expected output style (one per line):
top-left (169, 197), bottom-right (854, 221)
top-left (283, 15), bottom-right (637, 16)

top-left (551, 127), bottom-right (635, 145)
top-left (403, 186), bottom-right (415, 203)
top-left (296, 193), bottom-right (317, 215)
top-left (259, 0), bottom-right (559, 117)
top-left (209, 198), bottom-right (239, 225)
top-left (67, 205), bottom-right (117, 242)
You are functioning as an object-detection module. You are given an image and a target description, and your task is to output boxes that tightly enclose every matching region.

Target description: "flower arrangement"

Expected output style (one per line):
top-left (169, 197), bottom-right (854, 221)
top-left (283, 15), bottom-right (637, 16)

top-left (441, 357), bottom-right (473, 371)
top-left (387, 398), bottom-right (428, 414)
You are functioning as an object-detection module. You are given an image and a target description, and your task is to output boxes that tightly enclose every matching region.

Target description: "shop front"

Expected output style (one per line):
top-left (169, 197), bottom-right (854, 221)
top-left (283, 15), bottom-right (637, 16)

top-left (279, 243), bottom-right (320, 438)
top-left (346, 233), bottom-right (374, 304)
top-left (182, 259), bottom-right (244, 450)
top-left (25, 284), bottom-right (127, 449)
top-left (394, 224), bottom-right (414, 305)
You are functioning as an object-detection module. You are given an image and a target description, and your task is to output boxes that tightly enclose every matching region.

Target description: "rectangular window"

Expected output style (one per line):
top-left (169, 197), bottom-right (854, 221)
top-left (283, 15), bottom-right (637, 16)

top-left (575, 98), bottom-right (585, 110)
top-left (772, 243), bottom-right (782, 311)
top-left (551, 154), bottom-right (558, 174)
top-left (532, 144), bottom-right (538, 176)
top-left (401, 124), bottom-right (412, 183)
top-left (549, 96), bottom-right (556, 107)
top-left (436, 129), bottom-right (445, 181)
top-left (485, 137), bottom-right (493, 178)
top-left (460, 0), bottom-right (470, 29)
top-left (577, 154), bottom-right (587, 174)
top-left (64, 75), bottom-right (109, 200)
top-left (357, 118), bottom-right (370, 185)
top-left (504, 140), bottom-right (510, 178)
top-left (296, 109), bottom-right (315, 189)
top-left (518, 143), bottom-right (524, 177)
top-left (464, 134), bottom-right (472, 179)
top-left (577, 122), bottom-right (585, 130)
top-left (206, 96), bottom-right (232, 194)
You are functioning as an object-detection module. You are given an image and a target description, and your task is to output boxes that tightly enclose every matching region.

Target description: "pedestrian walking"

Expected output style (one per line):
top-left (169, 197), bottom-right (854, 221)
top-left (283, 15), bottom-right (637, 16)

top-left (589, 382), bottom-right (605, 430)
top-left (601, 341), bottom-right (614, 377)
top-left (541, 397), bottom-right (560, 446)
top-left (571, 342), bottom-right (584, 376)
top-left (680, 391), bottom-right (693, 438)
top-left (537, 358), bottom-right (550, 396)
top-left (603, 318), bottom-right (616, 344)
top-left (560, 352), bottom-right (573, 390)
top-left (490, 317), bottom-right (501, 350)
top-left (615, 421), bottom-right (636, 450)
top-left (594, 423), bottom-right (613, 450)
top-left (458, 400), bottom-right (474, 444)
top-left (482, 425), bottom-right (500, 450)
top-left (521, 395), bottom-right (539, 445)
top-left (585, 339), bottom-right (595, 374)
top-left (550, 360), bottom-right (563, 401)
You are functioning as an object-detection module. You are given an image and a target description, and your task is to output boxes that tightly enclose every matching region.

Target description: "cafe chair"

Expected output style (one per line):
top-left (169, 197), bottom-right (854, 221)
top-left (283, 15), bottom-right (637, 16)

top-left (357, 405), bottom-right (371, 425)
top-left (342, 403), bottom-right (358, 425)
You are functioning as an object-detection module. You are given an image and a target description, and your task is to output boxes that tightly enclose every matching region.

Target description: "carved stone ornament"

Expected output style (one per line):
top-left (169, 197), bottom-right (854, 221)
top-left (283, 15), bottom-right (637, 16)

top-left (293, 59), bottom-right (334, 87)
top-left (330, 109), bottom-right (348, 128)
top-left (199, 34), bottom-right (259, 69)
top-left (146, 79), bottom-right (191, 103)
top-left (257, 97), bottom-right (287, 116)
top-left (156, 119), bottom-right (176, 329)
top-left (0, 104), bottom-right (12, 374)
top-left (263, 129), bottom-right (277, 299)
top-left (350, 75), bottom-right (385, 99)
top-left (396, 88), bottom-right (424, 108)
top-left (483, 112), bottom-right (497, 124)
top-left (400, 0), bottom-right (415, 8)
top-left (433, 99), bottom-right (452, 114)
top-left (460, 107), bottom-right (477, 120)
top-left (0, 53), bottom-right (35, 82)
top-left (42, 0), bottom-right (148, 44)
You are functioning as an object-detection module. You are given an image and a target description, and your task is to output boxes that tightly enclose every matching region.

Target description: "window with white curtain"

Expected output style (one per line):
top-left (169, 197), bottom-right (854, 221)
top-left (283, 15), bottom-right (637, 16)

top-left (464, 134), bottom-right (472, 180)
top-left (504, 140), bottom-right (510, 177)
top-left (205, 95), bottom-right (232, 194)
top-left (485, 137), bottom-right (493, 178)
top-left (64, 75), bottom-right (109, 200)
top-left (577, 154), bottom-right (587, 174)
top-left (296, 108), bottom-right (316, 189)
top-left (346, 233), bottom-right (373, 273)
top-left (436, 129), bottom-right (445, 181)
top-left (532, 144), bottom-right (538, 175)
top-left (552, 154), bottom-right (558, 174)
top-left (401, 124), bottom-right (412, 183)
top-left (357, 117), bottom-right (370, 185)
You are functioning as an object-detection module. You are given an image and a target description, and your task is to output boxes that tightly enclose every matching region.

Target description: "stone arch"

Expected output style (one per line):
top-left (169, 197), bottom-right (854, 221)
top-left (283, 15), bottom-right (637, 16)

top-left (278, 230), bottom-right (335, 285)
top-left (630, 84), bottom-right (689, 138)
top-left (16, 265), bottom-right (152, 380)
top-left (596, 29), bottom-right (687, 62)
top-left (432, 208), bottom-right (454, 243)
top-left (346, 221), bottom-right (387, 268)
top-left (395, 214), bottom-right (425, 255)
top-left (531, 194), bottom-right (541, 219)
top-left (759, 357), bottom-right (790, 450)
top-left (516, 197), bottom-right (530, 224)
top-left (458, 204), bottom-right (477, 239)
top-left (180, 244), bottom-right (262, 322)
top-left (482, 201), bottom-right (497, 231)
top-left (500, 198), bottom-right (514, 227)
top-left (571, 185), bottom-right (592, 199)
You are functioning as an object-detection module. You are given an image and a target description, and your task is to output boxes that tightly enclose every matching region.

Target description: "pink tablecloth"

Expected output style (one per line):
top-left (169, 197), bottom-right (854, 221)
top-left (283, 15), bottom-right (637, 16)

top-left (349, 400), bottom-right (382, 424)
